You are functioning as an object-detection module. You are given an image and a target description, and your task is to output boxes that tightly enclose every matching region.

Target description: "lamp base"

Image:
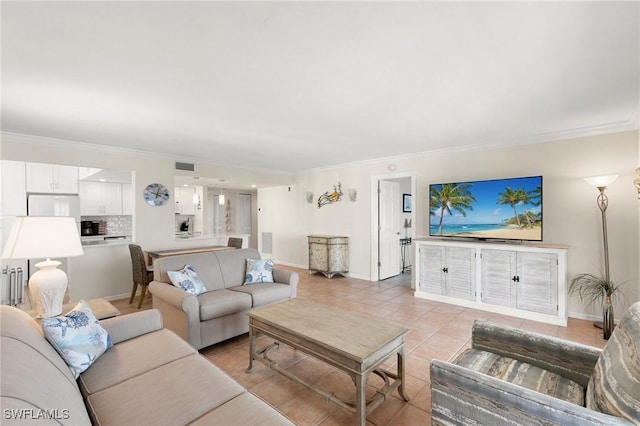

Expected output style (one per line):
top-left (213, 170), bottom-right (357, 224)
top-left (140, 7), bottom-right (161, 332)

top-left (29, 259), bottom-right (68, 318)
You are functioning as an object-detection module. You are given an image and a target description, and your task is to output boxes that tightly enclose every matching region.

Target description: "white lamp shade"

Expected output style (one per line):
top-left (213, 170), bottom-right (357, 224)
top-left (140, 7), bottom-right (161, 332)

top-left (219, 194), bottom-right (225, 205)
top-left (2, 216), bottom-right (83, 260)
top-left (584, 174), bottom-right (619, 188)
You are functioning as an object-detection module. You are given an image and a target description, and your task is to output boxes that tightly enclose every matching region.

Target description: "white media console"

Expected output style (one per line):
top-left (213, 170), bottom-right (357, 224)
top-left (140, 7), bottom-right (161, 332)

top-left (413, 238), bottom-right (568, 326)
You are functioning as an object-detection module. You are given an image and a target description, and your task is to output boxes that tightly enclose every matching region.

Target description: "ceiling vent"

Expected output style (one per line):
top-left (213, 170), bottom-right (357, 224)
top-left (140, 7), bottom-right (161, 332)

top-left (175, 162), bottom-right (195, 172)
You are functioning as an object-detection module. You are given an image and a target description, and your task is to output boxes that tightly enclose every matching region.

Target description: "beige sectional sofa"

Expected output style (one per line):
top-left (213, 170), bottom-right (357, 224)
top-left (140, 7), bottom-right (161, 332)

top-left (0, 305), bottom-right (293, 426)
top-left (149, 248), bottom-right (298, 350)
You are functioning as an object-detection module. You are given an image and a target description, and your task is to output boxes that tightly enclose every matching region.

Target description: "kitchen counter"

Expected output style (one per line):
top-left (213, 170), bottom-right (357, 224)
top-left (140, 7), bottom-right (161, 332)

top-left (81, 235), bottom-right (131, 246)
top-left (172, 233), bottom-right (250, 248)
top-left (174, 233), bottom-right (249, 241)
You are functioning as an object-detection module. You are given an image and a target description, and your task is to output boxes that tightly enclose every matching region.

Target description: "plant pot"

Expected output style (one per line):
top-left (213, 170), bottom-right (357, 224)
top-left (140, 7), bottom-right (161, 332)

top-left (603, 296), bottom-right (614, 340)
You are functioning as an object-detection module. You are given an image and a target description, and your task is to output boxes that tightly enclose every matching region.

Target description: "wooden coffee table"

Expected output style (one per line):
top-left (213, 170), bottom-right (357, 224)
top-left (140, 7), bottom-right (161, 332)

top-left (247, 299), bottom-right (409, 425)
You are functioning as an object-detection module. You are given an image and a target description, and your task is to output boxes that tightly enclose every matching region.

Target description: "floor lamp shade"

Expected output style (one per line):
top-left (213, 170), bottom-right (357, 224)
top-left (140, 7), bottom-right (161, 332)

top-left (2, 217), bottom-right (83, 318)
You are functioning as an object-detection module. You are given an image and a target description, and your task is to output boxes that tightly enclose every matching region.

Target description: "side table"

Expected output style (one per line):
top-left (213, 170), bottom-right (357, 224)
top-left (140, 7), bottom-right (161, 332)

top-left (308, 235), bottom-right (349, 278)
top-left (26, 298), bottom-right (121, 321)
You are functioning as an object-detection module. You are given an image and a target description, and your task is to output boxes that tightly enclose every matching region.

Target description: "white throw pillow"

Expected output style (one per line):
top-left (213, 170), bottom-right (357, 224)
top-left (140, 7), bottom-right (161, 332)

top-left (167, 264), bottom-right (207, 295)
top-left (244, 258), bottom-right (275, 284)
top-left (41, 300), bottom-right (112, 378)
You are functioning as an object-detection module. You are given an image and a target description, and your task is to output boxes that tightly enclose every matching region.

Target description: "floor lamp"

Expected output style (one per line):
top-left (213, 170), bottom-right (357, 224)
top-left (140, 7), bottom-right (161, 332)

top-left (584, 174), bottom-right (618, 329)
top-left (2, 216), bottom-right (83, 318)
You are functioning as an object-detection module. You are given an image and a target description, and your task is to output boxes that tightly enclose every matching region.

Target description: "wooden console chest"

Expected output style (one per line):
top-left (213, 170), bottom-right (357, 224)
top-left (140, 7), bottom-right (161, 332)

top-left (308, 235), bottom-right (349, 278)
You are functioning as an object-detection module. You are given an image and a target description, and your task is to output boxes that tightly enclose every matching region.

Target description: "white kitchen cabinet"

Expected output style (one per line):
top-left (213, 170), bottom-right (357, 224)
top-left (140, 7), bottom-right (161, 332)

top-left (80, 181), bottom-right (122, 215)
top-left (418, 244), bottom-right (475, 301)
top-left (414, 239), bottom-right (567, 325)
top-left (174, 187), bottom-right (196, 215)
top-left (1, 160), bottom-right (27, 216)
top-left (26, 162), bottom-right (78, 194)
top-left (121, 183), bottom-right (133, 215)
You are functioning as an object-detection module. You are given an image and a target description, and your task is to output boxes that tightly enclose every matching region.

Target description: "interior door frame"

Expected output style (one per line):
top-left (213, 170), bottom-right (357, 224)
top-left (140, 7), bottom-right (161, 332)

top-left (370, 171), bottom-right (416, 284)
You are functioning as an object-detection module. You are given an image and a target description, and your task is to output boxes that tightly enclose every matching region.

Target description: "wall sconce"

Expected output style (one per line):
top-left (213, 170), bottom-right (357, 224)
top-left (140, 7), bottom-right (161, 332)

top-left (306, 192), bottom-right (313, 204)
top-left (348, 188), bottom-right (357, 202)
top-left (634, 167), bottom-right (640, 199)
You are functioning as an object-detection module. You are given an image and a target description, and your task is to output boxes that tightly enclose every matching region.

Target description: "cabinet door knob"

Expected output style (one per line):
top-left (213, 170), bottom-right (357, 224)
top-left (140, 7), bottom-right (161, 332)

top-left (512, 276), bottom-right (520, 282)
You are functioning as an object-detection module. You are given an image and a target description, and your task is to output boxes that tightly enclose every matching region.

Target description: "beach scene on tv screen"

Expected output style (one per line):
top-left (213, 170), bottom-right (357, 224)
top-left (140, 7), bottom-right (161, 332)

top-left (429, 176), bottom-right (542, 241)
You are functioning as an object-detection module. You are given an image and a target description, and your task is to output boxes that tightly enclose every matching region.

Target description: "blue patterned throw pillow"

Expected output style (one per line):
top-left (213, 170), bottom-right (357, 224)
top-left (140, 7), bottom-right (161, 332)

top-left (42, 300), bottom-right (112, 378)
top-left (167, 264), bottom-right (207, 295)
top-left (244, 258), bottom-right (275, 284)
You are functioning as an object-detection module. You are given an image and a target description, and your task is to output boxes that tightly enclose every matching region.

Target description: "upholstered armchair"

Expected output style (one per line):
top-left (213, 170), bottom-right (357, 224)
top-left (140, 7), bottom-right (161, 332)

top-left (431, 302), bottom-right (640, 425)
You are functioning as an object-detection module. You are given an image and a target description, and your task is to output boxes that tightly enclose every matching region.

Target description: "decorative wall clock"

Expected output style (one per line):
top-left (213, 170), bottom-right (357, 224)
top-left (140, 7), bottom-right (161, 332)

top-left (143, 183), bottom-right (170, 206)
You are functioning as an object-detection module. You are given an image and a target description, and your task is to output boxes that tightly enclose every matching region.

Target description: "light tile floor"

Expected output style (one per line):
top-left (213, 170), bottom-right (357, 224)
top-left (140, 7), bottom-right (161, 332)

top-left (113, 266), bottom-right (608, 426)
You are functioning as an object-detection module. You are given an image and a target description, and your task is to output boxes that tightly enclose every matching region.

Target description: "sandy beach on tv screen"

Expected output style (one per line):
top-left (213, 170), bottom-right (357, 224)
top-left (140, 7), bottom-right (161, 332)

top-left (457, 227), bottom-right (541, 240)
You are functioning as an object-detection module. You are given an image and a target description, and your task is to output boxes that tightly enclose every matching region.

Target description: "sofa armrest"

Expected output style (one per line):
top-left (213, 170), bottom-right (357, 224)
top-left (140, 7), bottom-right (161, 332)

top-left (273, 268), bottom-right (298, 298)
top-left (430, 360), bottom-right (631, 426)
top-left (149, 280), bottom-right (201, 348)
top-left (471, 321), bottom-right (601, 387)
top-left (100, 309), bottom-right (163, 345)
top-left (149, 281), bottom-right (198, 311)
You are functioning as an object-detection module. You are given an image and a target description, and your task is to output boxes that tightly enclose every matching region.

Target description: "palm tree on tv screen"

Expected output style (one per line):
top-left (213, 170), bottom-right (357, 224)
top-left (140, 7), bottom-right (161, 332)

top-left (497, 187), bottom-right (526, 228)
top-left (529, 185), bottom-right (542, 207)
top-left (430, 183), bottom-right (476, 235)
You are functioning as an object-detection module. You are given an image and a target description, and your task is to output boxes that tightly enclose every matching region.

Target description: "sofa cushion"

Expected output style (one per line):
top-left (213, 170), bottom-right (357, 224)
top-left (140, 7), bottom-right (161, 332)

top-left (454, 348), bottom-right (585, 406)
top-left (586, 301), bottom-right (640, 422)
top-left (41, 300), bottom-right (112, 379)
top-left (189, 392), bottom-right (294, 425)
top-left (85, 353), bottom-right (245, 426)
top-left (79, 328), bottom-right (196, 395)
top-left (216, 248), bottom-right (261, 288)
top-left (230, 283), bottom-right (292, 307)
top-left (155, 252), bottom-right (226, 291)
top-left (168, 264), bottom-right (207, 295)
top-left (198, 289), bottom-right (252, 321)
top-left (0, 306), bottom-right (92, 425)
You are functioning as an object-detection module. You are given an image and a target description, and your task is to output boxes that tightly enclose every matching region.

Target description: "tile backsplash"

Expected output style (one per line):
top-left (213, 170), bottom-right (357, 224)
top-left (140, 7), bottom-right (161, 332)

top-left (82, 215), bottom-right (132, 236)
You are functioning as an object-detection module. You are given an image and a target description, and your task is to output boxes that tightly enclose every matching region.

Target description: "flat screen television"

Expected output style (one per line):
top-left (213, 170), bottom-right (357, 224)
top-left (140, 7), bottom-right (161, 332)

top-left (429, 176), bottom-right (543, 241)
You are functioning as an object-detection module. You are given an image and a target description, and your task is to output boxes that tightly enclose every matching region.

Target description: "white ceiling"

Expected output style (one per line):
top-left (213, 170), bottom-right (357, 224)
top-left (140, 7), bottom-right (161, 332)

top-left (2, 1), bottom-right (639, 175)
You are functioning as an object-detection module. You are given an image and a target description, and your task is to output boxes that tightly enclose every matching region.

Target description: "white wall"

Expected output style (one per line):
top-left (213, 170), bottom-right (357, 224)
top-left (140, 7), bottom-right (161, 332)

top-left (2, 131), bottom-right (638, 318)
top-left (0, 133), bottom-right (292, 299)
top-left (258, 131), bottom-right (639, 318)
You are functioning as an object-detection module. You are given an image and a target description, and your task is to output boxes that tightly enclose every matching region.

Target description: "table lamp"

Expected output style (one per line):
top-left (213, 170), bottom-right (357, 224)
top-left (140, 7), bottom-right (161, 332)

top-left (2, 216), bottom-right (83, 318)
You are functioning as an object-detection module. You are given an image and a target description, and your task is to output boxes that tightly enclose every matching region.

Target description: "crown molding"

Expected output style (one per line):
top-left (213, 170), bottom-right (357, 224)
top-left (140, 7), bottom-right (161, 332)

top-left (304, 118), bottom-right (639, 174)
top-left (3, 116), bottom-right (637, 176)
top-left (0, 131), bottom-right (293, 177)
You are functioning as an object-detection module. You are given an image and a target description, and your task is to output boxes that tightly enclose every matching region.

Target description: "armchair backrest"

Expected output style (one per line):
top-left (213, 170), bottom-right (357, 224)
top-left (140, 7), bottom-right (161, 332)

top-left (586, 301), bottom-right (640, 422)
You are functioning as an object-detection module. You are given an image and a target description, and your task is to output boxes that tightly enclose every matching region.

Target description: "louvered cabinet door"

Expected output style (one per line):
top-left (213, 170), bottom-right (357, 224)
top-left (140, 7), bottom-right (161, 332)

top-left (446, 247), bottom-right (476, 301)
top-left (481, 249), bottom-right (517, 308)
top-left (419, 245), bottom-right (446, 295)
top-left (516, 252), bottom-right (558, 315)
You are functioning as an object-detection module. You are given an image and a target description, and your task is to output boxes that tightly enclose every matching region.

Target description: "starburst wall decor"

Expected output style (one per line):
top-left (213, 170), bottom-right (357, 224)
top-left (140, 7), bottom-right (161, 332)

top-left (317, 182), bottom-right (343, 208)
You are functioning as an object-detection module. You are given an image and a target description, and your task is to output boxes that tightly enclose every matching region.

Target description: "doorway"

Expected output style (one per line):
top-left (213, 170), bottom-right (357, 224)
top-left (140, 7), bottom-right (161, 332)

top-left (370, 172), bottom-right (416, 285)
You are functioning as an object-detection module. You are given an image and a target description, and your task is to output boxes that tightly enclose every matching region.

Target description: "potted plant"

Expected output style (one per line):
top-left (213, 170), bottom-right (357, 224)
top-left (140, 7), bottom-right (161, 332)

top-left (569, 273), bottom-right (624, 339)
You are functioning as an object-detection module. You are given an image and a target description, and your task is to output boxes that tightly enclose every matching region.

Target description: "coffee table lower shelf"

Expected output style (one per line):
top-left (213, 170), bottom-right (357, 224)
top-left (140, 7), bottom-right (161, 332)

top-left (246, 299), bottom-right (409, 426)
top-left (249, 338), bottom-right (406, 418)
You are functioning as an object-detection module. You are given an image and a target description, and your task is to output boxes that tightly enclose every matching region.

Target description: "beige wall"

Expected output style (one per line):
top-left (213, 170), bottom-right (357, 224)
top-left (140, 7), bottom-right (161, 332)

top-left (2, 130), bottom-right (638, 319)
top-left (258, 131), bottom-right (639, 319)
top-left (0, 133), bottom-right (292, 300)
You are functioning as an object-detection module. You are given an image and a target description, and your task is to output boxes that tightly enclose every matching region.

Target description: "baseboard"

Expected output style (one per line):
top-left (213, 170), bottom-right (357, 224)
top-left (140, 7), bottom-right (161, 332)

top-left (102, 293), bottom-right (130, 301)
top-left (567, 311), bottom-right (600, 322)
top-left (274, 261), bottom-right (372, 281)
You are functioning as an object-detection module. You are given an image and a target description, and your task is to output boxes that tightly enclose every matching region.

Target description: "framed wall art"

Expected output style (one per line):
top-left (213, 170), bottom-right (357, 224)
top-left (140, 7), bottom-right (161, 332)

top-left (403, 194), bottom-right (412, 213)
